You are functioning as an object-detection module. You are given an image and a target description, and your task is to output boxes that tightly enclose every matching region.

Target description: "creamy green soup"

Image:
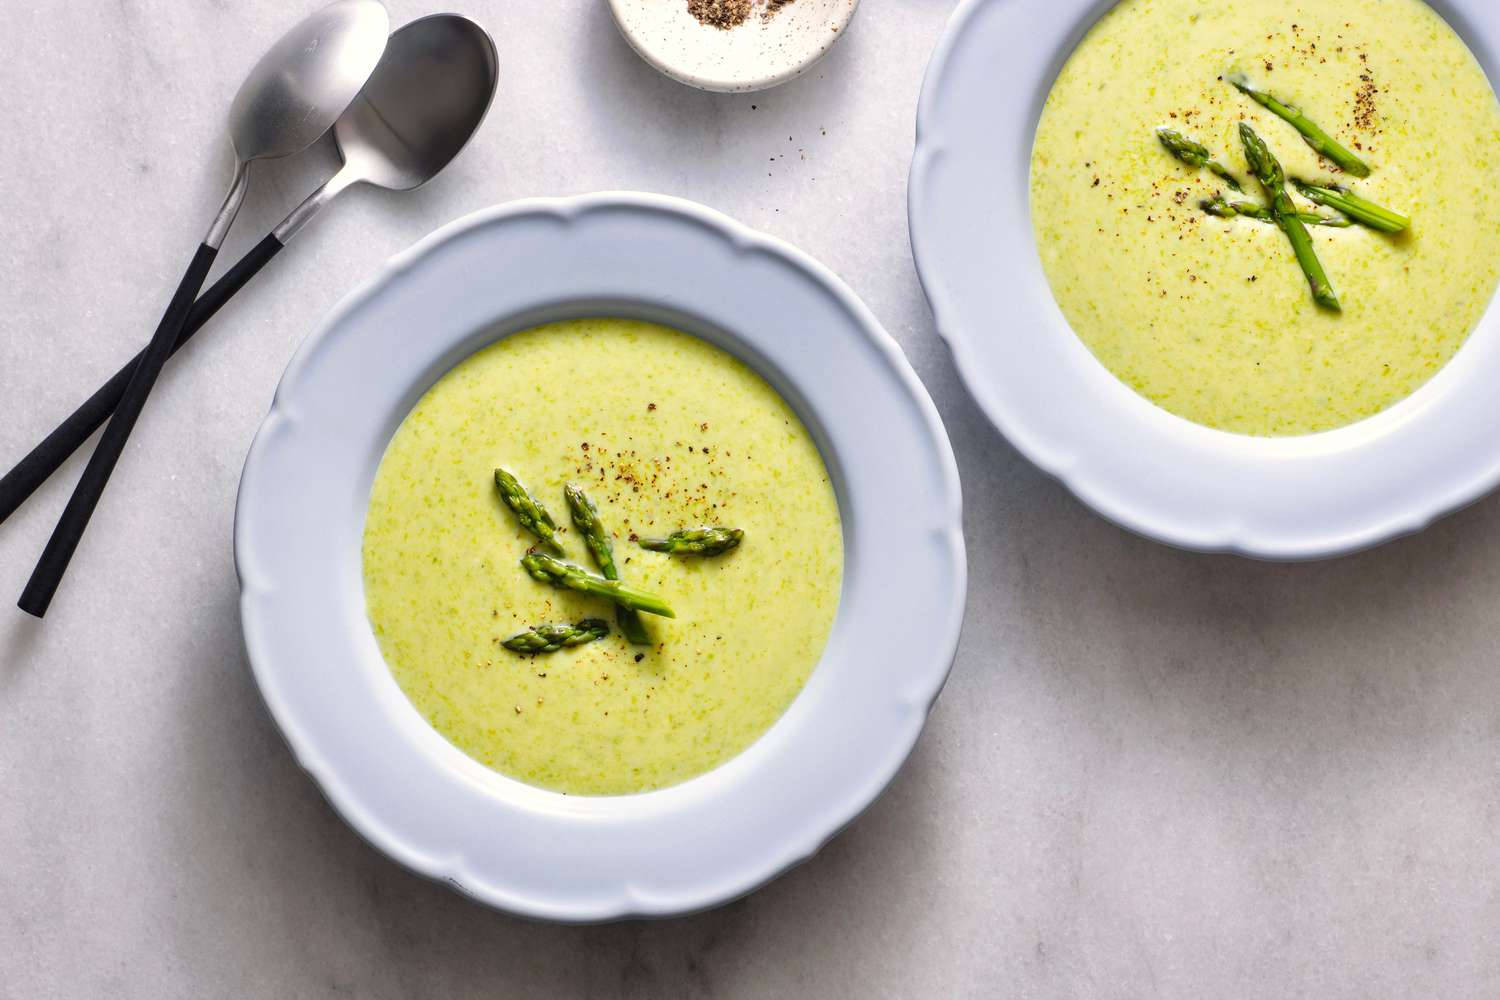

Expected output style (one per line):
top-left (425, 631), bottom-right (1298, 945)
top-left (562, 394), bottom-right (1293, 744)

top-left (1031, 0), bottom-right (1500, 435)
top-left (362, 319), bottom-right (842, 795)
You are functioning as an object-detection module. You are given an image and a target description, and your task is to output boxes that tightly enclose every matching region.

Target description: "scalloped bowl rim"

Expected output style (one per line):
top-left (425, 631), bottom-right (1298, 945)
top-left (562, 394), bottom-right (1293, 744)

top-left (234, 192), bottom-right (966, 921)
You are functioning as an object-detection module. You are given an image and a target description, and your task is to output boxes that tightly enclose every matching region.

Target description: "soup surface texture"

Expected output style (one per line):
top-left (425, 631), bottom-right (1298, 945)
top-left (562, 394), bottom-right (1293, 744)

top-left (362, 319), bottom-right (842, 795)
top-left (1030, 0), bottom-right (1500, 435)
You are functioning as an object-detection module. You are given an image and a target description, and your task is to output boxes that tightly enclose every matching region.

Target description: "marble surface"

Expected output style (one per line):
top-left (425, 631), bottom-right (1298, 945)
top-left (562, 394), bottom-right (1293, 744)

top-left (1, 1), bottom-right (1498, 996)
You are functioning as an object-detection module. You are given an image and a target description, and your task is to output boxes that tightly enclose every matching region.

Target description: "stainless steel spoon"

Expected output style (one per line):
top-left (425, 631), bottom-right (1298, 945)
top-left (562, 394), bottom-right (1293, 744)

top-left (274, 14), bottom-right (500, 242)
top-left (18, 0), bottom-right (389, 617)
top-left (0, 14), bottom-right (498, 545)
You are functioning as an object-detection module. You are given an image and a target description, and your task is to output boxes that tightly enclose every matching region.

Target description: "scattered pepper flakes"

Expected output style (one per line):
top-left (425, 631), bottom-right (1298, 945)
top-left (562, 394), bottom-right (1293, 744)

top-left (1354, 74), bottom-right (1379, 130)
top-left (762, 0), bottom-right (797, 21)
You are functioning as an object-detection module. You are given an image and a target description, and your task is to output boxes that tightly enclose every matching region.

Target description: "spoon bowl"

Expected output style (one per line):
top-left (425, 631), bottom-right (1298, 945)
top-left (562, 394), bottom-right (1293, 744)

top-left (338, 13), bottom-right (499, 191)
top-left (229, 0), bottom-right (391, 164)
top-left (276, 14), bottom-right (499, 242)
top-left (216, 0), bottom-right (390, 246)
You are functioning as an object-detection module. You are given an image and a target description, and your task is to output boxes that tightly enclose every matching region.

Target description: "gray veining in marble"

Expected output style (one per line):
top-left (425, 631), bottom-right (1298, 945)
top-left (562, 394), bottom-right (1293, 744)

top-left (2, 2), bottom-right (1498, 997)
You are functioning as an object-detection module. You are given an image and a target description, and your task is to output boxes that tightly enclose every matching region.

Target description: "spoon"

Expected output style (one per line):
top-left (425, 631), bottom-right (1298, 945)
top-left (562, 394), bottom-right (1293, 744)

top-left (18, 0), bottom-right (389, 618)
top-left (0, 13), bottom-right (497, 539)
top-left (275, 14), bottom-right (500, 240)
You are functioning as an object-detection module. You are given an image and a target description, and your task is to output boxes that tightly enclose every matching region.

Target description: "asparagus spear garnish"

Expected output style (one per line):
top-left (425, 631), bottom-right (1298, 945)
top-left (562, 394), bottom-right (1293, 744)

top-left (1200, 195), bottom-right (1351, 227)
top-left (521, 553), bottom-right (675, 618)
top-left (564, 483), bottom-right (649, 645)
top-left (494, 468), bottom-right (562, 553)
top-left (1240, 124), bottom-right (1341, 311)
top-left (638, 527), bottom-right (744, 556)
top-left (502, 619), bottom-right (610, 654)
top-left (1227, 74), bottom-right (1370, 178)
top-left (1291, 180), bottom-right (1408, 233)
top-left (1156, 128), bottom-right (1244, 191)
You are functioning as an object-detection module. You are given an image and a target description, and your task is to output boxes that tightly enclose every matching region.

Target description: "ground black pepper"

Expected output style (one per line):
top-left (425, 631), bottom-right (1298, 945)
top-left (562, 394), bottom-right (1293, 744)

top-left (688, 0), bottom-right (751, 29)
top-left (688, 0), bottom-right (797, 29)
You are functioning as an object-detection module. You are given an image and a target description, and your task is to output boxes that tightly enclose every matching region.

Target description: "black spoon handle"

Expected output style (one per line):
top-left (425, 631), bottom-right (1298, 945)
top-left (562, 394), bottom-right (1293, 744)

top-left (0, 234), bottom-right (284, 529)
top-left (19, 242), bottom-right (222, 618)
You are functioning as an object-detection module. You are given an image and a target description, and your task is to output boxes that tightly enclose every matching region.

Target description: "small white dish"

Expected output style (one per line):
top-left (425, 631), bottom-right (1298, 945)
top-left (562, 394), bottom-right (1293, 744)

top-left (909, 0), bottom-right (1500, 560)
top-left (235, 192), bottom-right (965, 921)
top-left (608, 0), bottom-right (858, 93)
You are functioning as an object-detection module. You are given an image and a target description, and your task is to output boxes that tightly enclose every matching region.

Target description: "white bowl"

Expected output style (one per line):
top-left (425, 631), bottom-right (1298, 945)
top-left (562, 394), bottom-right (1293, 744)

top-left (234, 193), bottom-right (965, 921)
top-left (909, 0), bottom-right (1500, 560)
top-left (608, 0), bottom-right (859, 93)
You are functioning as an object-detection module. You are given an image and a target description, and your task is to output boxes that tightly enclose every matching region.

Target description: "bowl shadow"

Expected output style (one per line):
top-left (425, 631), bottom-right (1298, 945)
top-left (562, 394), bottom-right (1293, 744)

top-left (168, 598), bottom-right (947, 995)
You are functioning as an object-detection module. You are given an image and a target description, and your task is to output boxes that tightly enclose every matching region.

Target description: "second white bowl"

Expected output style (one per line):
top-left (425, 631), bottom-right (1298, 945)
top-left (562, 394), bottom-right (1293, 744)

top-left (909, 0), bottom-right (1500, 560)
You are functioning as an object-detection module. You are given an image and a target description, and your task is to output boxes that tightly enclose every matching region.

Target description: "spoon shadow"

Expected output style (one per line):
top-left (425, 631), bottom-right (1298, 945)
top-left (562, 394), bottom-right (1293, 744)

top-left (189, 666), bottom-right (945, 994)
top-left (0, 611), bottom-right (45, 690)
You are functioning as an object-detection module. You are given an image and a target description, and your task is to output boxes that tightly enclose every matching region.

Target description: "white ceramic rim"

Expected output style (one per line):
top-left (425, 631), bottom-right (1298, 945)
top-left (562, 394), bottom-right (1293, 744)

top-left (606, 0), bottom-right (860, 93)
top-left (909, 0), bottom-right (1500, 560)
top-left (234, 192), bottom-right (965, 922)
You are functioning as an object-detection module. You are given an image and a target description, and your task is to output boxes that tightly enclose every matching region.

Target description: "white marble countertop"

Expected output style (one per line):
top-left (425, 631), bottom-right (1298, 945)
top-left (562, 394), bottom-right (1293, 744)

top-left (2, 2), bottom-right (1498, 996)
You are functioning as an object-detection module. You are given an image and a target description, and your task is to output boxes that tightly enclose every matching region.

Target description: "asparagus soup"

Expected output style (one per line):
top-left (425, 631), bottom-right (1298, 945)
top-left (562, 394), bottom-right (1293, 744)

top-left (362, 318), bottom-right (843, 795)
top-left (1030, 0), bottom-right (1500, 435)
